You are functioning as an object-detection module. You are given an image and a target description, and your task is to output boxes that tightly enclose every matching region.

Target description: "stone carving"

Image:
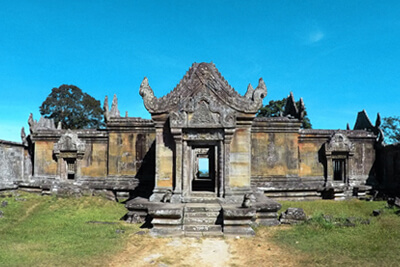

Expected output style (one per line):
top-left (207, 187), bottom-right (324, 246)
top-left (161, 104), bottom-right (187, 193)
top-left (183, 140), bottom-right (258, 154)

top-left (190, 101), bottom-right (217, 125)
top-left (103, 95), bottom-right (109, 122)
top-left (110, 94), bottom-right (120, 118)
top-left (20, 127), bottom-right (27, 146)
top-left (183, 130), bottom-right (223, 141)
top-left (169, 110), bottom-right (187, 128)
top-left (325, 132), bottom-right (355, 153)
top-left (170, 93), bottom-right (236, 129)
top-left (161, 189), bottom-right (172, 203)
top-left (284, 92), bottom-right (299, 119)
top-left (54, 130), bottom-right (86, 155)
top-left (28, 113), bottom-right (56, 133)
top-left (241, 193), bottom-right (256, 208)
top-left (139, 62), bottom-right (267, 115)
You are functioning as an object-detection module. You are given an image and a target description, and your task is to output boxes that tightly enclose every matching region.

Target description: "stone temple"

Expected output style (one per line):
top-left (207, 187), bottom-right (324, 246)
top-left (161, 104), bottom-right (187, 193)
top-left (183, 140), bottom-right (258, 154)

top-left (1, 62), bottom-right (398, 236)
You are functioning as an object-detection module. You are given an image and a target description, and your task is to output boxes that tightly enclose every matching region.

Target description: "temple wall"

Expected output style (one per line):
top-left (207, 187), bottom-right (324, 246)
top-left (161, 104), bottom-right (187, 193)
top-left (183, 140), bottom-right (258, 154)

top-left (230, 127), bottom-right (251, 187)
top-left (350, 138), bottom-right (376, 181)
top-left (156, 129), bottom-right (173, 188)
top-left (251, 119), bottom-right (301, 178)
top-left (34, 140), bottom-right (57, 177)
top-left (377, 143), bottom-right (400, 195)
top-left (298, 137), bottom-right (325, 177)
top-left (108, 131), bottom-right (156, 177)
top-left (298, 131), bottom-right (377, 181)
top-left (108, 132), bottom-right (136, 176)
top-left (81, 142), bottom-right (108, 177)
top-left (0, 140), bottom-right (29, 189)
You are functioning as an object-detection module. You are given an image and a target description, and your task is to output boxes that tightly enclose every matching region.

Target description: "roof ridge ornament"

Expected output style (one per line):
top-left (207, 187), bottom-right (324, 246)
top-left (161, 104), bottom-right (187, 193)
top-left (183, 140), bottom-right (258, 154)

top-left (110, 94), bottom-right (120, 118)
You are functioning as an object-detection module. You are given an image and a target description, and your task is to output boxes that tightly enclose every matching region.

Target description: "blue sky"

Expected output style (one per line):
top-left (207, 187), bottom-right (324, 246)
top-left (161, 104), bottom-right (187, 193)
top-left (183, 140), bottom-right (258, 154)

top-left (1, 1), bottom-right (399, 142)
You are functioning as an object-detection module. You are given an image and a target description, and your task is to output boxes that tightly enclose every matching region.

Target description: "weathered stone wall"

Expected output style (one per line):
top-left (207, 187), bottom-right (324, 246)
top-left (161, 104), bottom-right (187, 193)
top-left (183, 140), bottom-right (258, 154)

top-left (377, 143), bottom-right (400, 195)
top-left (350, 138), bottom-right (376, 182)
top-left (298, 134), bottom-right (325, 178)
top-left (299, 129), bottom-right (377, 183)
top-left (0, 140), bottom-right (29, 189)
top-left (33, 140), bottom-right (58, 178)
top-left (251, 118), bottom-right (301, 178)
top-left (31, 130), bottom-right (109, 179)
top-left (80, 141), bottom-right (108, 177)
top-left (230, 126), bottom-right (252, 188)
top-left (108, 131), bottom-right (156, 177)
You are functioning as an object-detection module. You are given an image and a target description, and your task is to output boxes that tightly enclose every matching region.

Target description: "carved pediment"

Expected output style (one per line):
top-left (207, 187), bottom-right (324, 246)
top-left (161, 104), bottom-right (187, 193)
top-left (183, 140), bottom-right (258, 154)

top-left (169, 95), bottom-right (236, 128)
top-left (325, 132), bottom-right (354, 153)
top-left (139, 62), bottom-right (267, 115)
top-left (54, 131), bottom-right (86, 155)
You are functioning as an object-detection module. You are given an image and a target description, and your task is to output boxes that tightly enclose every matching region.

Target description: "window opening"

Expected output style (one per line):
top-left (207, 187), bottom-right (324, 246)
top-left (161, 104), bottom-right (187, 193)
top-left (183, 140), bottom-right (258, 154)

top-left (333, 159), bottom-right (345, 181)
top-left (66, 159), bottom-right (76, 180)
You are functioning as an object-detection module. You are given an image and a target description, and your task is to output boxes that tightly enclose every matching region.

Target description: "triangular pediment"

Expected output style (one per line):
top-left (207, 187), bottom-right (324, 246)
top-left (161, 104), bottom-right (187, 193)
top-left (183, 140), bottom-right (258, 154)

top-left (139, 62), bottom-right (267, 115)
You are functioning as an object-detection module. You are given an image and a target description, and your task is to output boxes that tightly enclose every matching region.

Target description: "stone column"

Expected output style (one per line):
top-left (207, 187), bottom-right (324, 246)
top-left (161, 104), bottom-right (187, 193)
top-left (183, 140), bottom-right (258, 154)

top-left (150, 125), bottom-right (165, 202)
top-left (223, 129), bottom-right (235, 197)
top-left (171, 128), bottom-right (183, 203)
top-left (182, 140), bottom-right (190, 198)
top-left (218, 140), bottom-right (224, 197)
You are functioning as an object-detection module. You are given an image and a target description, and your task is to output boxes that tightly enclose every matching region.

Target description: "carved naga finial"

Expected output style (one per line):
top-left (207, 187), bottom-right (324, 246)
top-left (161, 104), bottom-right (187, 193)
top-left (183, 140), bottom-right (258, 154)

top-left (139, 77), bottom-right (157, 113)
top-left (253, 78), bottom-right (267, 101)
top-left (244, 84), bottom-right (254, 99)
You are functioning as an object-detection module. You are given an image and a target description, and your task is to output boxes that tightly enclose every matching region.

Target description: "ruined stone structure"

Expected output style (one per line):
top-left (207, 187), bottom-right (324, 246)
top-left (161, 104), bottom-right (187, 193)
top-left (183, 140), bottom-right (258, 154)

top-left (1, 62), bottom-right (393, 236)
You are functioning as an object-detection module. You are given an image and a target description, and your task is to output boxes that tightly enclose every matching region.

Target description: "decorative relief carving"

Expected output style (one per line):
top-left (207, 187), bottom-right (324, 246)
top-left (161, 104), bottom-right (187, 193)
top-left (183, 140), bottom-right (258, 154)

top-left (325, 132), bottom-right (354, 153)
top-left (28, 113), bottom-right (56, 133)
top-left (183, 130), bottom-right (223, 141)
top-left (139, 62), bottom-right (267, 115)
top-left (54, 130), bottom-right (86, 155)
top-left (190, 101), bottom-right (217, 125)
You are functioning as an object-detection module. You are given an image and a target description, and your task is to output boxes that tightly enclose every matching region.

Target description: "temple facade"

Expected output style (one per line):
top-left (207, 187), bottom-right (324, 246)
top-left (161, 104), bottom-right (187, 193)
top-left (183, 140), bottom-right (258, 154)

top-left (1, 62), bottom-right (393, 236)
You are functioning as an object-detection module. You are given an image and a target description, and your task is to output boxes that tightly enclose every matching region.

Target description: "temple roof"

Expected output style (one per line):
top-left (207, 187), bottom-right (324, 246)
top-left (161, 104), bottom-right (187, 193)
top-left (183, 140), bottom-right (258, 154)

top-left (139, 62), bottom-right (267, 114)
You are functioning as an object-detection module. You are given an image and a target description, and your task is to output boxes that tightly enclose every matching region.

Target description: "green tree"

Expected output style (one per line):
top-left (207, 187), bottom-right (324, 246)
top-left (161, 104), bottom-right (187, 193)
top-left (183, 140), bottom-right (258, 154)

top-left (257, 97), bottom-right (312, 129)
top-left (39, 84), bottom-right (104, 129)
top-left (381, 116), bottom-right (400, 144)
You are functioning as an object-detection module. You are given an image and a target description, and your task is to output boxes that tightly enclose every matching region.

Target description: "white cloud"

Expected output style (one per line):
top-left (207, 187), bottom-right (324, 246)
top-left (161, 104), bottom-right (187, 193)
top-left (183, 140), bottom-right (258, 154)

top-left (308, 30), bottom-right (325, 44)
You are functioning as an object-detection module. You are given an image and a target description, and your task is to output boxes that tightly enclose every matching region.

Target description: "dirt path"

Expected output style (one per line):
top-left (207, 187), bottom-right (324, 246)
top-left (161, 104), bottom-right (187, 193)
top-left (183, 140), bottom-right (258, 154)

top-left (109, 227), bottom-right (305, 267)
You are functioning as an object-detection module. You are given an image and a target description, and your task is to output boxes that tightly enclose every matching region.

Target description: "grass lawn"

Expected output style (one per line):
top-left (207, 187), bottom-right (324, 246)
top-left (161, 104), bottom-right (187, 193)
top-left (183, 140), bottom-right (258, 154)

top-left (272, 199), bottom-right (400, 266)
top-left (0, 191), bottom-right (139, 267)
top-left (1, 191), bottom-right (399, 267)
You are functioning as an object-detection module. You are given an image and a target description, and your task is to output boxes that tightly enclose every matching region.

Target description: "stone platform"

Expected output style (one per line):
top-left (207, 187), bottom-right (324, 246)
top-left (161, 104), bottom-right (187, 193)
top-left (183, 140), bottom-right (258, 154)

top-left (125, 193), bottom-right (281, 237)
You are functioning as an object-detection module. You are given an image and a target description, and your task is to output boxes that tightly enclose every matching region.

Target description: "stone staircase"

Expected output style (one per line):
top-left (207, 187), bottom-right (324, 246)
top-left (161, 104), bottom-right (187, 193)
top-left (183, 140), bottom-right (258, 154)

top-left (183, 203), bottom-right (223, 237)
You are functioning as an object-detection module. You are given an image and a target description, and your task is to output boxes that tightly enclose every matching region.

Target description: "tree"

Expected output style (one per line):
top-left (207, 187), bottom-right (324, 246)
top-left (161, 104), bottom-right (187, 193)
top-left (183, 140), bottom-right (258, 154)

top-left (381, 116), bottom-right (400, 144)
top-left (257, 97), bottom-right (312, 129)
top-left (39, 84), bottom-right (104, 129)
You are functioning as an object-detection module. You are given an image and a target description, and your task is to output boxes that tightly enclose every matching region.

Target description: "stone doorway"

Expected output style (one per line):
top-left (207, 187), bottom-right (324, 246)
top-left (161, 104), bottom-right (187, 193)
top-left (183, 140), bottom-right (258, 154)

top-left (191, 146), bottom-right (217, 194)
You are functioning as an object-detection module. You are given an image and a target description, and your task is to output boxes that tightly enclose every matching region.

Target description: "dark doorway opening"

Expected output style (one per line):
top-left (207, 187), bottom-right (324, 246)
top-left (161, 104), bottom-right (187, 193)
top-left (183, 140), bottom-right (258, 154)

top-left (192, 146), bottom-right (216, 193)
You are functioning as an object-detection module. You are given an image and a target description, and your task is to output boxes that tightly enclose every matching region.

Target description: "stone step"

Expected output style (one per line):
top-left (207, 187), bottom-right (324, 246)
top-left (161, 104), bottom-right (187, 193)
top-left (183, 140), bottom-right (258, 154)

top-left (184, 205), bottom-right (221, 213)
top-left (184, 217), bottom-right (218, 225)
top-left (184, 211), bottom-right (220, 218)
top-left (183, 225), bottom-right (222, 232)
top-left (183, 197), bottom-right (220, 203)
top-left (184, 231), bottom-right (224, 237)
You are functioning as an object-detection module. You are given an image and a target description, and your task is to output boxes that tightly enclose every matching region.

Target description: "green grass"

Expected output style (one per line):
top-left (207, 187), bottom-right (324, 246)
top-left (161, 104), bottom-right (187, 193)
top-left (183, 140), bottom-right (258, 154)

top-left (272, 199), bottom-right (400, 266)
top-left (0, 191), bottom-right (140, 267)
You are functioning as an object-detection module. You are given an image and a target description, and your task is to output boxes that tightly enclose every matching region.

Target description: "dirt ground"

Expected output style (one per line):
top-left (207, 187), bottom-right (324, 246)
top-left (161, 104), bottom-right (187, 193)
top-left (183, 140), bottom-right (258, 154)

top-left (109, 227), bottom-right (306, 267)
